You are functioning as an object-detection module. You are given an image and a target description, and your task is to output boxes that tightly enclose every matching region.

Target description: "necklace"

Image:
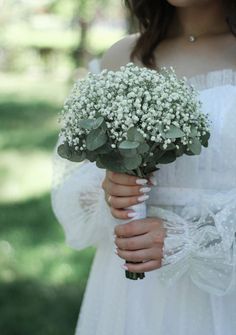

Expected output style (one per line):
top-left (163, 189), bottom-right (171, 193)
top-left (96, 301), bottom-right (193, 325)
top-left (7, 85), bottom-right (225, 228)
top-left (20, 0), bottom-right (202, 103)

top-left (188, 35), bottom-right (197, 43)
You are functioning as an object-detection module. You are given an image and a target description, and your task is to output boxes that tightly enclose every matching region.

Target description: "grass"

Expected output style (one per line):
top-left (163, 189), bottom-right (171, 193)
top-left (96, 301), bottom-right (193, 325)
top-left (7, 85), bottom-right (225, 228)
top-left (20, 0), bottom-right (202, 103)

top-left (0, 72), bottom-right (96, 335)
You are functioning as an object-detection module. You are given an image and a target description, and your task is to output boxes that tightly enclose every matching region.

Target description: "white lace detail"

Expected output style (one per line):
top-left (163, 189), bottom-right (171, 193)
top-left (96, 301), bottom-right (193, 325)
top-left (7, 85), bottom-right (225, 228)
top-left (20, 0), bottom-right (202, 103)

top-left (148, 189), bottom-right (236, 295)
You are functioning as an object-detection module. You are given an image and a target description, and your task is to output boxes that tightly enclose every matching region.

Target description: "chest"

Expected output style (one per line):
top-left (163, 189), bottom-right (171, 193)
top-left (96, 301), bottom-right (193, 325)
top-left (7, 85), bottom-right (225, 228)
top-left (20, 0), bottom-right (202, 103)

top-left (153, 35), bottom-right (236, 79)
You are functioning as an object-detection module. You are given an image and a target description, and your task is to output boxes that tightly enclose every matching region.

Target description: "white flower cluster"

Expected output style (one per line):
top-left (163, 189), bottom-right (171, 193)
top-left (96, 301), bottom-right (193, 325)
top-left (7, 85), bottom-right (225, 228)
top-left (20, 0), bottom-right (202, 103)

top-left (60, 62), bottom-right (210, 151)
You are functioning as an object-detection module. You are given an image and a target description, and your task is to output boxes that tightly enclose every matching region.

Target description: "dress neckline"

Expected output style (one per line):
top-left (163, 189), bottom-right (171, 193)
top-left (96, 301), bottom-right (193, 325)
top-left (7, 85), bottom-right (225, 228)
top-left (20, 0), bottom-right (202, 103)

top-left (187, 68), bottom-right (236, 91)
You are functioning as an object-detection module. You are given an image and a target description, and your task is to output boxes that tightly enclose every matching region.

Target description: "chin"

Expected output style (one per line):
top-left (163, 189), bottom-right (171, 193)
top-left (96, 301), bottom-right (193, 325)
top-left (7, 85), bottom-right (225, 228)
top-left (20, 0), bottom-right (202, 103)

top-left (166, 0), bottom-right (211, 7)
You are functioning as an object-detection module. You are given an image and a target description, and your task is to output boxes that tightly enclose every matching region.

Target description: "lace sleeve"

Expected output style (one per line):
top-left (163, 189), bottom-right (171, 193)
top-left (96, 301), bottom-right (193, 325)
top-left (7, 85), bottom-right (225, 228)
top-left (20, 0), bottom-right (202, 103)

top-left (51, 138), bottom-right (116, 250)
top-left (150, 192), bottom-right (236, 296)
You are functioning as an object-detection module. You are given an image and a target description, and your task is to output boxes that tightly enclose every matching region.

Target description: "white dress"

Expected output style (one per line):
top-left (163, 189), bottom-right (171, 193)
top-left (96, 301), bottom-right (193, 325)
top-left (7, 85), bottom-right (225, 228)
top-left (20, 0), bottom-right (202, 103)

top-left (51, 69), bottom-right (236, 335)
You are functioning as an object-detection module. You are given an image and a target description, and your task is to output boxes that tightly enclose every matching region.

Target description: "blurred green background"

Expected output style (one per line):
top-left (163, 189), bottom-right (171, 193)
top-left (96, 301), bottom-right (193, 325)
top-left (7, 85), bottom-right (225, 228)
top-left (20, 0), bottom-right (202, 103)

top-left (0, 1), bottom-right (135, 334)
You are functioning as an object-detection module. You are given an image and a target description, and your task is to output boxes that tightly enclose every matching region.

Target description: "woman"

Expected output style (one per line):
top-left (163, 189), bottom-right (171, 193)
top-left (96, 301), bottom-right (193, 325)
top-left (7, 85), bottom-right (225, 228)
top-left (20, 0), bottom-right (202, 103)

top-left (52, 0), bottom-right (236, 334)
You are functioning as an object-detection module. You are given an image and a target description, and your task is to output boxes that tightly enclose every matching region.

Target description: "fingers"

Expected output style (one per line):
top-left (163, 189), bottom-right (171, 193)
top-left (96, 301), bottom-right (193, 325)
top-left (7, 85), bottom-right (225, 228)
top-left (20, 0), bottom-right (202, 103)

top-left (116, 247), bottom-right (163, 263)
top-left (114, 220), bottom-right (151, 238)
top-left (110, 208), bottom-right (134, 220)
top-left (105, 182), bottom-right (151, 197)
top-left (107, 171), bottom-right (149, 186)
top-left (114, 217), bottom-right (164, 237)
top-left (115, 233), bottom-right (152, 250)
top-left (124, 260), bottom-right (162, 273)
top-left (109, 194), bottom-right (149, 210)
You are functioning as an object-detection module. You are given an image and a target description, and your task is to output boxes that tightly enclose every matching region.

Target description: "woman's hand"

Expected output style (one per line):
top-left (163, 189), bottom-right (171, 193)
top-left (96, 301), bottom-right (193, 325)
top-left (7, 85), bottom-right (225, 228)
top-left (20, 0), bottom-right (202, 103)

top-left (102, 171), bottom-right (156, 220)
top-left (114, 217), bottom-right (165, 273)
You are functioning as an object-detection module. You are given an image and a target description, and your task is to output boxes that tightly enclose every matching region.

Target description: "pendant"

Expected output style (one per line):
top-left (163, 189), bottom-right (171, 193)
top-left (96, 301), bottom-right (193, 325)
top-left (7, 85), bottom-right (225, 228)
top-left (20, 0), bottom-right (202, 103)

top-left (189, 35), bottom-right (197, 43)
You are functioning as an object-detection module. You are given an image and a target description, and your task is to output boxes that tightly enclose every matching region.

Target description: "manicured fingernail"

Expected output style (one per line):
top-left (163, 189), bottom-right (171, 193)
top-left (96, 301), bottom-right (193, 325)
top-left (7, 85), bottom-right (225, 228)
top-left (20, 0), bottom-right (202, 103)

top-left (136, 178), bottom-right (148, 185)
top-left (138, 194), bottom-right (149, 202)
top-left (121, 264), bottom-right (128, 270)
top-left (127, 212), bottom-right (136, 218)
top-left (140, 187), bottom-right (151, 194)
top-left (149, 176), bottom-right (157, 186)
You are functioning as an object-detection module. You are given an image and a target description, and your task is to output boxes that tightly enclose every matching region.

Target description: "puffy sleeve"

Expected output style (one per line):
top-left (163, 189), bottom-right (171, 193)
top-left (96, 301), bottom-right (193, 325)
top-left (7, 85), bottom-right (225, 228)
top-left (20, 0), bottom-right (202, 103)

top-left (150, 192), bottom-right (236, 296)
top-left (51, 139), bottom-right (116, 251)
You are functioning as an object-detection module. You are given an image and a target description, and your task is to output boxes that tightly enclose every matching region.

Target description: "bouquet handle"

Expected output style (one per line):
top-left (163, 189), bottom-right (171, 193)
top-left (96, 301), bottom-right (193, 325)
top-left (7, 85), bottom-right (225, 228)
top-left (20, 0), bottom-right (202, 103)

top-left (124, 201), bottom-right (147, 280)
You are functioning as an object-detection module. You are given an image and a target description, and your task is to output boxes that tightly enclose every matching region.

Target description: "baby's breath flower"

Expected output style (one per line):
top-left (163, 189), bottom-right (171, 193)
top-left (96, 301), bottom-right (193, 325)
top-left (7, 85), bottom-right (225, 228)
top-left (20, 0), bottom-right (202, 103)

top-left (59, 62), bottom-right (210, 155)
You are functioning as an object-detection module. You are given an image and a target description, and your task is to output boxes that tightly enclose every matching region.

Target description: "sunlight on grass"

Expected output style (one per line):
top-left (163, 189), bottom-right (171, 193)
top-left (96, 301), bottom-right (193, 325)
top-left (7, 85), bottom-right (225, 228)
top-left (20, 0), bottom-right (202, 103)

top-left (0, 73), bottom-right (70, 103)
top-left (2, 24), bottom-right (124, 53)
top-left (0, 150), bottom-right (53, 203)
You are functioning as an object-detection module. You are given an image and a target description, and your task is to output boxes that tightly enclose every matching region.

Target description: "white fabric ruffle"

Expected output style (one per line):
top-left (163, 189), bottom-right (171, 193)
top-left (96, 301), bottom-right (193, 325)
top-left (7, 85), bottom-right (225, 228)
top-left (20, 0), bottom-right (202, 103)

top-left (148, 188), bottom-right (236, 295)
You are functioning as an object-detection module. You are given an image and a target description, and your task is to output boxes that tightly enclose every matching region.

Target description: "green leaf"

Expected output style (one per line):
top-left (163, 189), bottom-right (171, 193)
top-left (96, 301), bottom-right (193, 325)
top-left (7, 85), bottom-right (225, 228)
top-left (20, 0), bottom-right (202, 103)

top-left (137, 142), bottom-right (150, 154)
top-left (175, 144), bottom-right (185, 157)
top-left (123, 155), bottom-right (142, 170)
top-left (86, 150), bottom-right (98, 162)
top-left (201, 131), bottom-right (210, 147)
top-left (189, 126), bottom-right (198, 138)
top-left (163, 125), bottom-right (185, 139)
top-left (57, 143), bottom-right (86, 162)
top-left (188, 137), bottom-right (202, 155)
top-left (93, 116), bottom-right (105, 129)
top-left (119, 140), bottom-right (140, 149)
top-left (185, 149), bottom-right (195, 156)
top-left (70, 151), bottom-right (86, 162)
top-left (143, 165), bottom-right (159, 175)
top-left (99, 153), bottom-right (128, 173)
top-left (119, 148), bottom-right (137, 157)
top-left (80, 116), bottom-right (104, 130)
top-left (152, 148), bottom-right (165, 161)
top-left (57, 143), bottom-right (71, 159)
top-left (157, 151), bottom-right (176, 164)
top-left (80, 119), bottom-right (95, 130)
top-left (95, 142), bottom-right (113, 154)
top-left (127, 127), bottom-right (145, 143)
top-left (160, 143), bottom-right (176, 151)
top-left (86, 128), bottom-right (108, 151)
top-left (96, 157), bottom-right (106, 169)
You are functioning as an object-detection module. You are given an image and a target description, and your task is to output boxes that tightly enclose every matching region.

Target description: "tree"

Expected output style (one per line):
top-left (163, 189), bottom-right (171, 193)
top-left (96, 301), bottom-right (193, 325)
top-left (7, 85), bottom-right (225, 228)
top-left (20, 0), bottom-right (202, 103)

top-left (50, 0), bottom-right (112, 67)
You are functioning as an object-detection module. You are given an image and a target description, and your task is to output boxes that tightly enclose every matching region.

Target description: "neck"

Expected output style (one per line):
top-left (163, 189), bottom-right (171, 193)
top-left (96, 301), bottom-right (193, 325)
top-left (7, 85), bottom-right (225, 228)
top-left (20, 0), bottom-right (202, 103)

top-left (169, 1), bottom-right (230, 39)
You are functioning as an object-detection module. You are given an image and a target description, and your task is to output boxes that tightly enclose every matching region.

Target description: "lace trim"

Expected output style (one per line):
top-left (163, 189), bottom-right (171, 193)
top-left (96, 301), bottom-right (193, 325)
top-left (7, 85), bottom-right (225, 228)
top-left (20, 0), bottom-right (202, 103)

top-left (188, 69), bottom-right (236, 91)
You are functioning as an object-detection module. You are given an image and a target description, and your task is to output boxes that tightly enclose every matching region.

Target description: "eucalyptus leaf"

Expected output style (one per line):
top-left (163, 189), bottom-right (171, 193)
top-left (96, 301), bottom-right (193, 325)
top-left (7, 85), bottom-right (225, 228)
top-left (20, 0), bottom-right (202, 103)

top-left (152, 148), bottom-right (165, 161)
top-left (188, 137), bottom-right (202, 155)
top-left (119, 140), bottom-right (140, 149)
top-left (185, 149), bottom-right (195, 156)
top-left (99, 153), bottom-right (128, 173)
top-left (80, 116), bottom-right (104, 130)
top-left (119, 148), bottom-right (137, 157)
top-left (127, 127), bottom-right (145, 143)
top-left (143, 163), bottom-right (158, 175)
top-left (70, 151), bottom-right (86, 162)
top-left (96, 157), bottom-right (106, 169)
top-left (189, 126), bottom-right (198, 138)
top-left (93, 116), bottom-right (104, 129)
top-left (201, 131), bottom-right (210, 147)
top-left (79, 119), bottom-right (95, 130)
top-left (160, 143), bottom-right (176, 151)
top-left (137, 142), bottom-right (150, 154)
top-left (95, 142), bottom-right (113, 154)
top-left (123, 155), bottom-right (142, 170)
top-left (157, 151), bottom-right (176, 164)
top-left (86, 128), bottom-right (108, 151)
top-left (57, 142), bottom-right (72, 159)
top-left (86, 150), bottom-right (98, 162)
top-left (175, 144), bottom-right (185, 157)
top-left (163, 125), bottom-right (185, 139)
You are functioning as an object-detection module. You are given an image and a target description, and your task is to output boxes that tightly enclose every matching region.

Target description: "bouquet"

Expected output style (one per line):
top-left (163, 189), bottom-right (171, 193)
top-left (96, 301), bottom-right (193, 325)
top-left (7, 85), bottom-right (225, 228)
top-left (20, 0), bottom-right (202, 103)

top-left (57, 62), bottom-right (211, 280)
